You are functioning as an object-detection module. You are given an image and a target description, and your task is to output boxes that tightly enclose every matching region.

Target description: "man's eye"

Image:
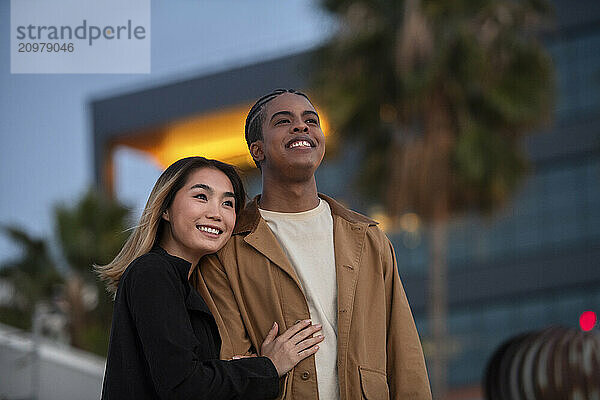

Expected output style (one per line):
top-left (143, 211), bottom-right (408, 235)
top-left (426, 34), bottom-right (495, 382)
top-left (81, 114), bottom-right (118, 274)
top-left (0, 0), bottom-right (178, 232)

top-left (306, 118), bottom-right (318, 124)
top-left (275, 119), bottom-right (290, 125)
top-left (194, 193), bottom-right (207, 200)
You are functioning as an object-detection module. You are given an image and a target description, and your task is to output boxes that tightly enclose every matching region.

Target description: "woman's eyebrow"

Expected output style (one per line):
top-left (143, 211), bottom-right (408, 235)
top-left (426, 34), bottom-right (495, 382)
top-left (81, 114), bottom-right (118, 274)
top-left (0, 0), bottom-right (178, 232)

top-left (190, 183), bottom-right (212, 193)
top-left (191, 183), bottom-right (235, 199)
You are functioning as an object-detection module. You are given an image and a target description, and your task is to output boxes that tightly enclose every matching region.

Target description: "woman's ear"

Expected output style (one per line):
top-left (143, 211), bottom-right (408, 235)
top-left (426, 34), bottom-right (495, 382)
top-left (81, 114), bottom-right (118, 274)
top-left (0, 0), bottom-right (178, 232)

top-left (250, 141), bottom-right (265, 164)
top-left (162, 209), bottom-right (170, 222)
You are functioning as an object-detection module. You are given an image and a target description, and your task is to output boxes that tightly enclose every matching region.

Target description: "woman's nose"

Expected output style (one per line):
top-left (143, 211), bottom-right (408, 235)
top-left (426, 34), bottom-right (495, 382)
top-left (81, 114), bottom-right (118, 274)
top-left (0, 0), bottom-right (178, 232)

top-left (205, 201), bottom-right (222, 220)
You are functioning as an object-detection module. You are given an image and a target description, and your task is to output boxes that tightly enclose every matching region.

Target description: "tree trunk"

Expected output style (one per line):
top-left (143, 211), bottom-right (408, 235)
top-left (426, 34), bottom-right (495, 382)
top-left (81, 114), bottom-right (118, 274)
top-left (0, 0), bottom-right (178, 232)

top-left (65, 274), bottom-right (86, 349)
top-left (424, 92), bottom-right (453, 399)
top-left (429, 199), bottom-right (449, 399)
top-left (386, 89), bottom-right (453, 398)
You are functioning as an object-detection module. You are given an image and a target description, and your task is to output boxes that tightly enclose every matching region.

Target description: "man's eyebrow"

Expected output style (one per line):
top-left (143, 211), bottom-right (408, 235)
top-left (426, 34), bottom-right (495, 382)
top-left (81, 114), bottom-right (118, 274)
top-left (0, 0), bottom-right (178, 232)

top-left (302, 110), bottom-right (320, 121)
top-left (269, 110), bottom-right (293, 123)
top-left (269, 110), bottom-right (320, 123)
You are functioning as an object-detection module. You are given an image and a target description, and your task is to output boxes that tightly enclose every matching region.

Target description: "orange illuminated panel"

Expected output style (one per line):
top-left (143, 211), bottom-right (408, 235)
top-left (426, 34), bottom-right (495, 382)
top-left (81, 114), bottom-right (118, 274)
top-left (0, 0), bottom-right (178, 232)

top-left (151, 104), bottom-right (254, 169)
top-left (112, 102), bottom-right (331, 170)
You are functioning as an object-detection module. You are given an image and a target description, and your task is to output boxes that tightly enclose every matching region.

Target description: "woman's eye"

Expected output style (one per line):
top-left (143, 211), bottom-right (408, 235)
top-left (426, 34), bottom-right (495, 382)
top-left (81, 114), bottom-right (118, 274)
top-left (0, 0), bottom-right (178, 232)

top-left (223, 200), bottom-right (234, 208)
top-left (194, 193), bottom-right (207, 200)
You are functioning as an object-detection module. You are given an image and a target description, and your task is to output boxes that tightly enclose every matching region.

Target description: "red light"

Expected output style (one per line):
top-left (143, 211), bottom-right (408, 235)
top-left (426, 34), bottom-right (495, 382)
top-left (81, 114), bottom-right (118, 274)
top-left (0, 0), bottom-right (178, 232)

top-left (579, 311), bottom-right (597, 332)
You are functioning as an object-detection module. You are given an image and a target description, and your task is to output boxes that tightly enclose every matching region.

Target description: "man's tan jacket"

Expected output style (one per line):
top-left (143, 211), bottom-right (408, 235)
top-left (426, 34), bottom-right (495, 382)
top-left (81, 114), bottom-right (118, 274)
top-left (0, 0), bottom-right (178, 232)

top-left (195, 194), bottom-right (432, 399)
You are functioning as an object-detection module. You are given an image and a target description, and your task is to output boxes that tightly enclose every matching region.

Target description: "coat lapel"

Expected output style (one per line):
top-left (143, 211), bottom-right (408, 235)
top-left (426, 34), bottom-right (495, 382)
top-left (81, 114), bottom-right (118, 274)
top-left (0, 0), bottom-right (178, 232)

top-left (234, 196), bottom-right (303, 290)
top-left (321, 194), bottom-right (377, 364)
top-left (333, 216), bottom-right (367, 336)
top-left (243, 218), bottom-right (303, 290)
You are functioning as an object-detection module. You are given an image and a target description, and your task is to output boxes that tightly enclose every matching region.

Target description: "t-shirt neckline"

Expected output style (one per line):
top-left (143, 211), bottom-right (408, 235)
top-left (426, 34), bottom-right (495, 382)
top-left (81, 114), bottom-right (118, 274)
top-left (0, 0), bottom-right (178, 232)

top-left (259, 199), bottom-right (329, 220)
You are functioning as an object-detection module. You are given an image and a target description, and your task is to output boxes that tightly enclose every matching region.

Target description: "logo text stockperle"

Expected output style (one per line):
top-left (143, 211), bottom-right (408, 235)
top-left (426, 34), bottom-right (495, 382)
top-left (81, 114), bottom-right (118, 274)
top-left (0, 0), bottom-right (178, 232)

top-left (16, 20), bottom-right (146, 46)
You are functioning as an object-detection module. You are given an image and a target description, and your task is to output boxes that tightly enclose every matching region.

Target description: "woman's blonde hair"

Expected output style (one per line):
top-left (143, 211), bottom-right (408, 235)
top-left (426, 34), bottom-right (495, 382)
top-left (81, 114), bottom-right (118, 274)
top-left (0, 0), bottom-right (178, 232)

top-left (95, 156), bottom-right (246, 296)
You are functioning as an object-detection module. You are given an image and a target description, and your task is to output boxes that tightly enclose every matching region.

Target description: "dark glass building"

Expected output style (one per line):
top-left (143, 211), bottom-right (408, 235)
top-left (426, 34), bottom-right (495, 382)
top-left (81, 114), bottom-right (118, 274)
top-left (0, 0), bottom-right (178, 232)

top-left (388, 0), bottom-right (600, 389)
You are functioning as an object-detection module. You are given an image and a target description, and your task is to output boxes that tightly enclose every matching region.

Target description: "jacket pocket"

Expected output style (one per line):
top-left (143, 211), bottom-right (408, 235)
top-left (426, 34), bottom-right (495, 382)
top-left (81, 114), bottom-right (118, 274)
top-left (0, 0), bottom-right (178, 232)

top-left (359, 366), bottom-right (390, 400)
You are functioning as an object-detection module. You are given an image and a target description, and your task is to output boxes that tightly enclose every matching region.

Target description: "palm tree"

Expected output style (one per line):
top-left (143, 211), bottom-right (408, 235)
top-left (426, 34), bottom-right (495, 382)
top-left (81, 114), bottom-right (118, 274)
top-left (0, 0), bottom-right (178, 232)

top-left (55, 188), bottom-right (129, 352)
top-left (0, 189), bottom-right (129, 355)
top-left (314, 0), bottom-right (554, 396)
top-left (0, 226), bottom-right (63, 329)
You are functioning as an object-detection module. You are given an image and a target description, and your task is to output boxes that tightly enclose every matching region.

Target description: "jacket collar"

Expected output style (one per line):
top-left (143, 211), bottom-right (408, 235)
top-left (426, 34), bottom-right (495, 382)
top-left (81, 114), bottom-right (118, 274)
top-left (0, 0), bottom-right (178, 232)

top-left (233, 193), bottom-right (377, 236)
top-left (150, 245), bottom-right (195, 281)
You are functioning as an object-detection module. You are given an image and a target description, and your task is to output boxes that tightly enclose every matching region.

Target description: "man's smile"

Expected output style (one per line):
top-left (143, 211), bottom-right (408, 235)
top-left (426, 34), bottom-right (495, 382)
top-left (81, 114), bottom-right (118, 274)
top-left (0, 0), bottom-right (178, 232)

top-left (286, 137), bottom-right (316, 149)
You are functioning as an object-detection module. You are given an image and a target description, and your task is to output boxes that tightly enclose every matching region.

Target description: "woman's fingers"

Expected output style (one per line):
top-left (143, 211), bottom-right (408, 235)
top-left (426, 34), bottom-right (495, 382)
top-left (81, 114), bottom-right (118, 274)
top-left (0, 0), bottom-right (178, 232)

top-left (296, 343), bottom-right (320, 360)
top-left (262, 322), bottom-right (278, 347)
top-left (295, 334), bottom-right (324, 352)
top-left (291, 323), bottom-right (322, 344)
top-left (279, 319), bottom-right (312, 341)
top-left (261, 320), bottom-right (324, 377)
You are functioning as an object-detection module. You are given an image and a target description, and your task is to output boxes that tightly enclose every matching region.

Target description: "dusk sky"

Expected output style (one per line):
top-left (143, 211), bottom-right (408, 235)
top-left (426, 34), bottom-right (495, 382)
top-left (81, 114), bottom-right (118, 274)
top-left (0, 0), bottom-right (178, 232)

top-left (0, 0), bottom-right (335, 263)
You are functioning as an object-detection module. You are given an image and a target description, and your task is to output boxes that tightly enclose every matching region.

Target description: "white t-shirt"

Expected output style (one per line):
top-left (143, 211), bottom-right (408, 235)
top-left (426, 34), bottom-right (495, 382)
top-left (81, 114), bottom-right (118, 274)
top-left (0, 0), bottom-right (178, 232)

top-left (259, 199), bottom-right (339, 400)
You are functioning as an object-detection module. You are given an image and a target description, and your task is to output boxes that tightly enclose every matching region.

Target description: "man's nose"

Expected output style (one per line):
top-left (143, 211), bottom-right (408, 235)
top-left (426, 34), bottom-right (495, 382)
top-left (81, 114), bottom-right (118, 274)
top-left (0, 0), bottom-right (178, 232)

top-left (292, 120), bottom-right (309, 133)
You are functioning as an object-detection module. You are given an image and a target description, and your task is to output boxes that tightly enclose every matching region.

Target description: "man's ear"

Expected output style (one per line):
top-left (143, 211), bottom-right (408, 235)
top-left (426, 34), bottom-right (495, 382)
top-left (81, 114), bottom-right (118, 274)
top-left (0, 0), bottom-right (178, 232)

top-left (250, 141), bottom-right (265, 164)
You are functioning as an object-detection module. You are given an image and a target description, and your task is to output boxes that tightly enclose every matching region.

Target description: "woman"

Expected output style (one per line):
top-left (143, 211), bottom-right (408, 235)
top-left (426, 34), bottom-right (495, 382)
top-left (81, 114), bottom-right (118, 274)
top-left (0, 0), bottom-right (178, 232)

top-left (97, 157), bottom-right (323, 399)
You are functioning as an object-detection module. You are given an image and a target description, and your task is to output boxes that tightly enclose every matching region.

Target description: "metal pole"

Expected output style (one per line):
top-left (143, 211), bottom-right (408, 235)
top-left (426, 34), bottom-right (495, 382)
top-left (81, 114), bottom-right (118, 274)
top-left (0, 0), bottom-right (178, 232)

top-left (31, 303), bottom-right (44, 400)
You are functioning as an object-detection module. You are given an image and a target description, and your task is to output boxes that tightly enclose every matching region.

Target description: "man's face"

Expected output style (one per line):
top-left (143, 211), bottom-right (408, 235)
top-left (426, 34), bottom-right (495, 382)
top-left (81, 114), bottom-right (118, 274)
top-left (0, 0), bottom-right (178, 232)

top-left (251, 93), bottom-right (326, 181)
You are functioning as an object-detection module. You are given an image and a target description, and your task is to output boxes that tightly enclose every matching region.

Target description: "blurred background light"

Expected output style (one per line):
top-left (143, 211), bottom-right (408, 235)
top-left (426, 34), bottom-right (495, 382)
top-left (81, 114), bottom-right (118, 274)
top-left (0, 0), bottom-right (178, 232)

top-left (580, 311), bottom-right (597, 332)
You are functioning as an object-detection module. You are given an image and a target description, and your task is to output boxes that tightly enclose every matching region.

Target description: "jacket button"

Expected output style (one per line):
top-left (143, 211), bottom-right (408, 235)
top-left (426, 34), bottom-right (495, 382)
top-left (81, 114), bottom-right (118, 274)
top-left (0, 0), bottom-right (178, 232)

top-left (301, 371), bottom-right (310, 380)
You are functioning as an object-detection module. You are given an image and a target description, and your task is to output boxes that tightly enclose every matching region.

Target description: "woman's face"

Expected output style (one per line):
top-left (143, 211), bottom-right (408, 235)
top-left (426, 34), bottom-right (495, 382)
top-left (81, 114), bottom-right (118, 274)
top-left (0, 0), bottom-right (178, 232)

top-left (161, 167), bottom-right (237, 265)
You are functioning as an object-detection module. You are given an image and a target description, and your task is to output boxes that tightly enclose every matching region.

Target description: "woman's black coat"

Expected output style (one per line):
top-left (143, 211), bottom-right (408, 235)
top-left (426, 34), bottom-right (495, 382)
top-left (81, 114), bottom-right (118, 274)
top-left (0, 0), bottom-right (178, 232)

top-left (101, 246), bottom-right (279, 400)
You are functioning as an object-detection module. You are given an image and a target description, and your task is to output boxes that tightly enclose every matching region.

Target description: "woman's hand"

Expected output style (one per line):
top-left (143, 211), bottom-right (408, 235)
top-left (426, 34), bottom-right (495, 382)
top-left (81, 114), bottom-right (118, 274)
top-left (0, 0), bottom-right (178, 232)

top-left (260, 320), bottom-right (324, 377)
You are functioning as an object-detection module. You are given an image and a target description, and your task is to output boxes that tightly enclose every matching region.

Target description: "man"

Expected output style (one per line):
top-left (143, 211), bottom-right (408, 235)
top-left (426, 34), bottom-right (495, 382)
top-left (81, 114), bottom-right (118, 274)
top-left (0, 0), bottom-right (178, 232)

top-left (197, 89), bottom-right (431, 399)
